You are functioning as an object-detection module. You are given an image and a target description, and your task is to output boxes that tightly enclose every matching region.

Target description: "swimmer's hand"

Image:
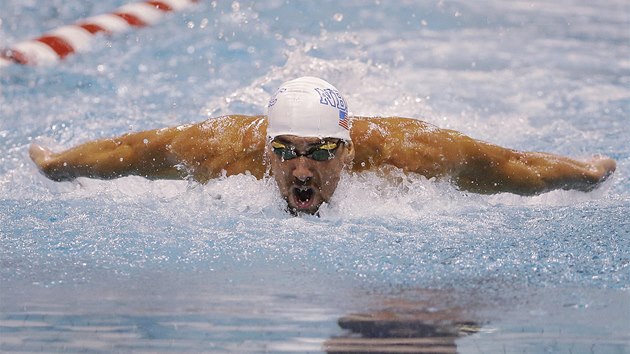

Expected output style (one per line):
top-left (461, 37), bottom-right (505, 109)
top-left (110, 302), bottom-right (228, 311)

top-left (29, 143), bottom-right (52, 168)
top-left (29, 143), bottom-right (72, 181)
top-left (582, 155), bottom-right (616, 191)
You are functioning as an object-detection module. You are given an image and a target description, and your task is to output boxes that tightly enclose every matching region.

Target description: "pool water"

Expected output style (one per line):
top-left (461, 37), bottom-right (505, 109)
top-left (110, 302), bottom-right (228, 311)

top-left (1, 1), bottom-right (629, 352)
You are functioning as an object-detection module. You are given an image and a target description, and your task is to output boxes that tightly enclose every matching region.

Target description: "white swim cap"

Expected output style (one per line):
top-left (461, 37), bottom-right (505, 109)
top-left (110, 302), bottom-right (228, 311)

top-left (266, 76), bottom-right (350, 140)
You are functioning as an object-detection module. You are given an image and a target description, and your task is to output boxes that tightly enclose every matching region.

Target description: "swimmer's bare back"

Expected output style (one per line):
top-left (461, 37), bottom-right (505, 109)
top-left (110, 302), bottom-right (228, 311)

top-left (30, 115), bottom-right (615, 195)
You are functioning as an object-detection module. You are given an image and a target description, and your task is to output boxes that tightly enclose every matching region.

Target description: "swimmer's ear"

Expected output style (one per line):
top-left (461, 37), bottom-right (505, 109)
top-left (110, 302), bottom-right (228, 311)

top-left (343, 141), bottom-right (355, 165)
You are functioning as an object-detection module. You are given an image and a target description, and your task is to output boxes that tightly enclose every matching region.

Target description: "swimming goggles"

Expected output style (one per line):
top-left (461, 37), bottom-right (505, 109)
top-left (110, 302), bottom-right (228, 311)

top-left (271, 140), bottom-right (343, 161)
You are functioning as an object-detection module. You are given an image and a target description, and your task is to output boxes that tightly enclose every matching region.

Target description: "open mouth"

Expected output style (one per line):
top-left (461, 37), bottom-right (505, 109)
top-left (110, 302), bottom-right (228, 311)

top-left (292, 186), bottom-right (316, 210)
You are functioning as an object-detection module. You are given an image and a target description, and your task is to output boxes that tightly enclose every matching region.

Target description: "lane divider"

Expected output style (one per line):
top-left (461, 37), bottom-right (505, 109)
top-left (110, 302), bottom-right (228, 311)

top-left (0, 0), bottom-right (199, 67)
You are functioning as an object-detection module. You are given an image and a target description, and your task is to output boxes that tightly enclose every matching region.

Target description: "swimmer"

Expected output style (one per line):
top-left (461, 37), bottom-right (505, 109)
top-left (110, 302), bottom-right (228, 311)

top-left (29, 76), bottom-right (616, 214)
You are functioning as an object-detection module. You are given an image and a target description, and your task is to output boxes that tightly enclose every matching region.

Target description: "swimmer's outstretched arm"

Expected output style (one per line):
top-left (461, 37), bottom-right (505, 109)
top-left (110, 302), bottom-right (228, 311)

top-left (29, 115), bottom-right (267, 182)
top-left (352, 117), bottom-right (616, 195)
top-left (450, 137), bottom-right (616, 195)
top-left (29, 127), bottom-right (189, 181)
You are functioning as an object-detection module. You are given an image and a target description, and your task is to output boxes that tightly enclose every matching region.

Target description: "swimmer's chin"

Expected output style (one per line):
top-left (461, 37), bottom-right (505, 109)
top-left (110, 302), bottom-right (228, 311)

top-left (286, 204), bottom-right (322, 216)
top-left (286, 201), bottom-right (323, 216)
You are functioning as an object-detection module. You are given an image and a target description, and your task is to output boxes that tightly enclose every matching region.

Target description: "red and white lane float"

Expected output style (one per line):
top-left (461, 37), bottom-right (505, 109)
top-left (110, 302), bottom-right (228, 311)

top-left (0, 0), bottom-right (199, 67)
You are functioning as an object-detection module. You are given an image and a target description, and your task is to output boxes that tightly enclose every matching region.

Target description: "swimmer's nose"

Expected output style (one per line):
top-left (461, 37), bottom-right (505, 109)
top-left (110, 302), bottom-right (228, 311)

top-left (292, 157), bottom-right (313, 182)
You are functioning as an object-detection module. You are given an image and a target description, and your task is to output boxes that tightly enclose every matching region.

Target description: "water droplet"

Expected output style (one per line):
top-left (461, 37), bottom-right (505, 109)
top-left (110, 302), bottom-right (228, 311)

top-left (333, 13), bottom-right (344, 22)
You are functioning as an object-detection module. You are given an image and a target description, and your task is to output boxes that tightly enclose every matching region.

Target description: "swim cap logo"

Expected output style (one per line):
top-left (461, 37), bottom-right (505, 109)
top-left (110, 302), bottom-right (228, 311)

top-left (314, 88), bottom-right (349, 130)
top-left (314, 88), bottom-right (347, 112)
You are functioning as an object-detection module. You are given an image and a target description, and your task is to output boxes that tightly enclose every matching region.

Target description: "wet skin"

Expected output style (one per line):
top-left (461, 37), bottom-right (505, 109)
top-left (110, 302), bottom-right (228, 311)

top-left (29, 115), bottom-right (616, 215)
top-left (268, 135), bottom-right (355, 215)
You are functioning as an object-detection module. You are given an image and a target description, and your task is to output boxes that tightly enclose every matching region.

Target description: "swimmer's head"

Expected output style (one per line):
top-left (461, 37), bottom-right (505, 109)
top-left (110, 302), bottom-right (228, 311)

top-left (265, 77), bottom-right (354, 215)
top-left (266, 76), bottom-right (350, 141)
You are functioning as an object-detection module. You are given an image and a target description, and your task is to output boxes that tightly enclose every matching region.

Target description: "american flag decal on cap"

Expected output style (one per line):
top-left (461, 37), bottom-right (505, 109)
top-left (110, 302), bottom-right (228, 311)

top-left (339, 110), bottom-right (349, 130)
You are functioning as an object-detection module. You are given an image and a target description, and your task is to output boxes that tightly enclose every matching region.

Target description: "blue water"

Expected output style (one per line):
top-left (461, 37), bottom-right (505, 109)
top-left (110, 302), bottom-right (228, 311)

top-left (1, 1), bottom-right (629, 352)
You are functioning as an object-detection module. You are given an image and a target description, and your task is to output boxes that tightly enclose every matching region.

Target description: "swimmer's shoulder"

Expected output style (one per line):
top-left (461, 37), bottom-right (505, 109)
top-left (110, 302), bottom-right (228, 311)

top-left (199, 114), bottom-right (267, 130)
top-left (349, 116), bottom-right (435, 141)
top-left (189, 114), bottom-right (267, 146)
top-left (184, 115), bottom-right (267, 142)
top-left (167, 115), bottom-right (267, 181)
top-left (349, 116), bottom-right (448, 173)
top-left (167, 115), bottom-right (267, 153)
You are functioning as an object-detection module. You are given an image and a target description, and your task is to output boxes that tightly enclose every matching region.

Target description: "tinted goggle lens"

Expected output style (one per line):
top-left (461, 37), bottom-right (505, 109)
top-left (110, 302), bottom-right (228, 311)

top-left (272, 141), bottom-right (340, 161)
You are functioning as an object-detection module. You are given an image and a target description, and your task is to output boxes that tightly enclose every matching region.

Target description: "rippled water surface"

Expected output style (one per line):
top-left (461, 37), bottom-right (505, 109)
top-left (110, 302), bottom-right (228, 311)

top-left (1, 1), bottom-right (629, 352)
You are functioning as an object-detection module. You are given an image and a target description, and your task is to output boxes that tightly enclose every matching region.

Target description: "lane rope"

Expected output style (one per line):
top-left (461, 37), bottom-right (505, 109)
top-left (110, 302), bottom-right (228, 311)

top-left (0, 0), bottom-right (199, 67)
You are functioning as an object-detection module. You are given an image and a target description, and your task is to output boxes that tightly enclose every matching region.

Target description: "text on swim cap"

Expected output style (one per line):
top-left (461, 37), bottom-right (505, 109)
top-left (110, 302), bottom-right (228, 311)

top-left (314, 88), bottom-right (347, 113)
